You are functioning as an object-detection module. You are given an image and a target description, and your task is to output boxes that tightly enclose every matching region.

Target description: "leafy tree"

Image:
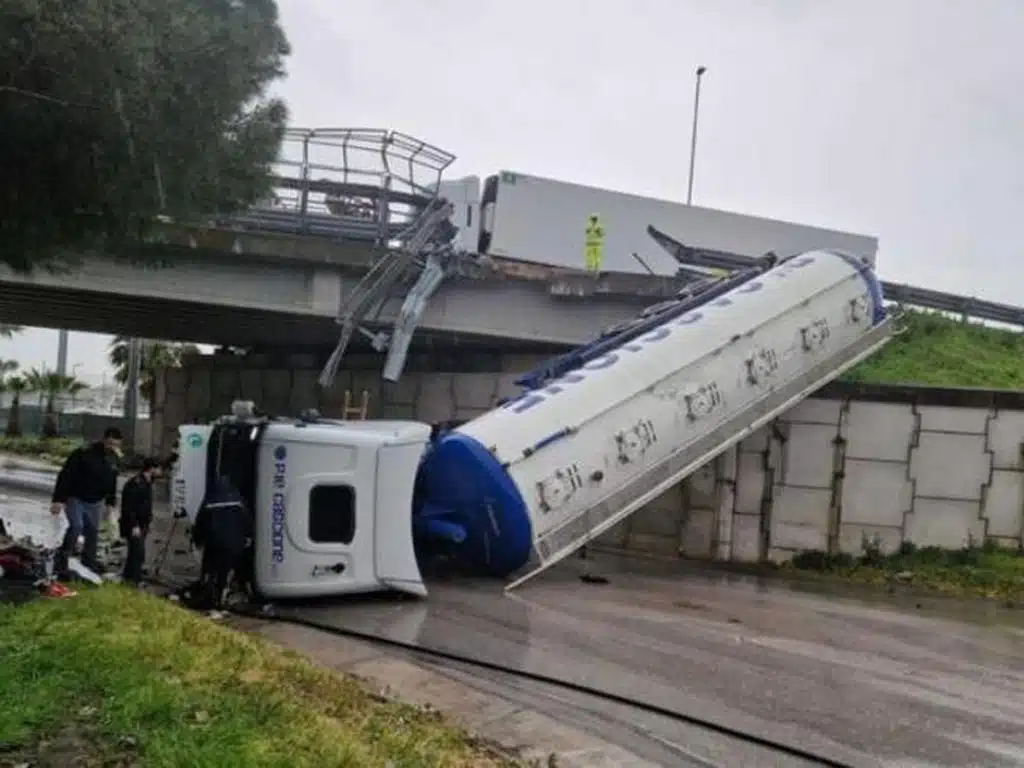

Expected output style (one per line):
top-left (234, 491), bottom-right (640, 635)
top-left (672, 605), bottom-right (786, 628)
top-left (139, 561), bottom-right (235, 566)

top-left (1, 0), bottom-right (290, 272)
top-left (4, 377), bottom-right (29, 437)
top-left (108, 337), bottom-right (201, 411)
top-left (25, 368), bottom-right (88, 437)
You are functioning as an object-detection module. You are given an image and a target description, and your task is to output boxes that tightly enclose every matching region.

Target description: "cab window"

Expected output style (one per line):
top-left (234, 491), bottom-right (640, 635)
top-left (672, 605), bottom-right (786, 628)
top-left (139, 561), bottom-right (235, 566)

top-left (309, 484), bottom-right (356, 544)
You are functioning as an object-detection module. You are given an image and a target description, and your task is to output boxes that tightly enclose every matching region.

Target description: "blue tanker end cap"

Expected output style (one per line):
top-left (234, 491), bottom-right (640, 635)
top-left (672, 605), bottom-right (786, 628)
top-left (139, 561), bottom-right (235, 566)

top-left (413, 431), bottom-right (534, 577)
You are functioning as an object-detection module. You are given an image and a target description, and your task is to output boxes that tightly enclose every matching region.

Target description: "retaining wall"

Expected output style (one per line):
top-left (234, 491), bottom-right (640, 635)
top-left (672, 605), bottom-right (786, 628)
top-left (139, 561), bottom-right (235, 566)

top-left (149, 352), bottom-right (548, 457)
top-left (600, 383), bottom-right (1024, 560)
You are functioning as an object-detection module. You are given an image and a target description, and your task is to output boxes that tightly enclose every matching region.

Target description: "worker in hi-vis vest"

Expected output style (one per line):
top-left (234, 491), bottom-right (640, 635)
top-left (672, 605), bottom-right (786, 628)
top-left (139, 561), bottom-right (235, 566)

top-left (584, 213), bottom-right (605, 272)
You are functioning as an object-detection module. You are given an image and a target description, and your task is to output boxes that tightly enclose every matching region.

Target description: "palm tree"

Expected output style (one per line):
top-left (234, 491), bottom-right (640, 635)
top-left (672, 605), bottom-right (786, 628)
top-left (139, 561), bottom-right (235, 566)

top-left (4, 376), bottom-right (28, 437)
top-left (108, 337), bottom-right (200, 412)
top-left (0, 360), bottom-right (18, 431)
top-left (25, 368), bottom-right (88, 438)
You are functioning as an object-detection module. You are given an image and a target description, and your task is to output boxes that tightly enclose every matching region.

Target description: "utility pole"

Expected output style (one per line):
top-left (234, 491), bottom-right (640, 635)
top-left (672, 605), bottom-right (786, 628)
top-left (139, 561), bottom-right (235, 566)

top-left (56, 329), bottom-right (69, 376)
top-left (686, 65), bottom-right (708, 206)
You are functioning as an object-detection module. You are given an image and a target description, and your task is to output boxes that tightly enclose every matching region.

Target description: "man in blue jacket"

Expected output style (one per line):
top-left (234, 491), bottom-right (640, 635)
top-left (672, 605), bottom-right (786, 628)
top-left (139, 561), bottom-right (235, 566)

top-left (50, 427), bottom-right (122, 577)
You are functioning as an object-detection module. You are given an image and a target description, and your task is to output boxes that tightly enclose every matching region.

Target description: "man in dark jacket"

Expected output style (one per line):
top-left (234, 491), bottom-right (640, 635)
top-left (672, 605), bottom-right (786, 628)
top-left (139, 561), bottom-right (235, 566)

top-left (119, 457), bottom-right (162, 585)
top-left (50, 427), bottom-right (122, 576)
top-left (191, 476), bottom-right (252, 607)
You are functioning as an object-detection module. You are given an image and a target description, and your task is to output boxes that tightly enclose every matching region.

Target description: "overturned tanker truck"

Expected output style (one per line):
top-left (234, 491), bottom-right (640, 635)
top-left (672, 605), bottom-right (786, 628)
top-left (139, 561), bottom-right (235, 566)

top-left (173, 249), bottom-right (894, 600)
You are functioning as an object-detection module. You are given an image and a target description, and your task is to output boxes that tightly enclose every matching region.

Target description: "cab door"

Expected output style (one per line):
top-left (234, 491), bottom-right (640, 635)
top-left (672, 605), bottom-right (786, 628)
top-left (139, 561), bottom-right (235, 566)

top-left (373, 429), bottom-right (431, 597)
top-left (257, 429), bottom-right (379, 598)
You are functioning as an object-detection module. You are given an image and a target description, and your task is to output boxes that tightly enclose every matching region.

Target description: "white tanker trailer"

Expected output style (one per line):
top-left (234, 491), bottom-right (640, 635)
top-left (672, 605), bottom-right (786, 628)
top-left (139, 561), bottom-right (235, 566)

top-left (173, 249), bottom-right (893, 599)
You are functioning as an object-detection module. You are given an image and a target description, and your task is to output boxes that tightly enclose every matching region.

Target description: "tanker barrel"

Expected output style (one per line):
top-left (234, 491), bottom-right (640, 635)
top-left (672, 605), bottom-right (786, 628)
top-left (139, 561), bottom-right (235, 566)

top-left (415, 249), bottom-right (893, 585)
top-left (515, 263), bottom-right (771, 391)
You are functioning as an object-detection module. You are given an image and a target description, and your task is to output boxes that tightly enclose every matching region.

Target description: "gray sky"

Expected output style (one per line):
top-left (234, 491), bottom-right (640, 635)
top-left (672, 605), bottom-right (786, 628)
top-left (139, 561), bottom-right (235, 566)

top-left (4, 0), bottom-right (1022, 381)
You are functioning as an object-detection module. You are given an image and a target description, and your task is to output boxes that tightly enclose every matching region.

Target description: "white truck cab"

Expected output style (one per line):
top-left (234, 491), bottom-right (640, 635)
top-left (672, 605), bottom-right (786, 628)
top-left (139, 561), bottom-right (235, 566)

top-left (175, 406), bottom-right (431, 599)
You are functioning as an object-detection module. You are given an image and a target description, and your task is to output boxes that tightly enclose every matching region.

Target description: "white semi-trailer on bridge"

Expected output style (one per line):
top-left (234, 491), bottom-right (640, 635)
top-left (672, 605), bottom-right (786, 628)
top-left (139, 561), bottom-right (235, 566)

top-left (174, 248), bottom-right (893, 599)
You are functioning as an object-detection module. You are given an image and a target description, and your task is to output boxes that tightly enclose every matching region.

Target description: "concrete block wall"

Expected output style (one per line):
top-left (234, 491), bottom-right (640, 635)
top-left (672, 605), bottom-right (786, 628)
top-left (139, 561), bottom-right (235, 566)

top-left (598, 382), bottom-right (1024, 562)
top-left (149, 353), bottom-right (549, 456)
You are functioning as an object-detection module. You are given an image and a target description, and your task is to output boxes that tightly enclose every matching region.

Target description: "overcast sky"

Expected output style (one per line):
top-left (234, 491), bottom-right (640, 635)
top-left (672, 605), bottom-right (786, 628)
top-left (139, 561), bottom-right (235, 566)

top-left (4, 0), bottom-right (1022, 381)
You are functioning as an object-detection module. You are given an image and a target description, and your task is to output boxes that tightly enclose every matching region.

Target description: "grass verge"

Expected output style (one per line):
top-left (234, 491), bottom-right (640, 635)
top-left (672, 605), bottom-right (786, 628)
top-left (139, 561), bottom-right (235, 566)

top-left (0, 586), bottom-right (514, 767)
top-left (786, 542), bottom-right (1024, 603)
top-left (844, 308), bottom-right (1024, 388)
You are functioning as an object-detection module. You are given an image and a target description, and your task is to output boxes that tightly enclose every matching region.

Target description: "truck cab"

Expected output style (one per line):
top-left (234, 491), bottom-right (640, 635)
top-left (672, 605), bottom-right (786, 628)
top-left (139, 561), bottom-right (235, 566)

top-left (175, 405), bottom-right (430, 600)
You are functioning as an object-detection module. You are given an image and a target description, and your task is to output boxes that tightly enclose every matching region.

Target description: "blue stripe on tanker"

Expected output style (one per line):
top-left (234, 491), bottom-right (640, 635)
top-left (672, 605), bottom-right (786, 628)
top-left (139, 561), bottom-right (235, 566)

top-left (412, 250), bottom-right (886, 579)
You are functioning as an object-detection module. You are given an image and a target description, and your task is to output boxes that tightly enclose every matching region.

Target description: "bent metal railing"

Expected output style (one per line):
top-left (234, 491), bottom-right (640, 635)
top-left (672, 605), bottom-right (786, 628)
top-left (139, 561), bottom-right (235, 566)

top-left (215, 127), bottom-right (456, 247)
top-left (646, 225), bottom-right (1024, 329)
top-left (219, 128), bottom-right (475, 385)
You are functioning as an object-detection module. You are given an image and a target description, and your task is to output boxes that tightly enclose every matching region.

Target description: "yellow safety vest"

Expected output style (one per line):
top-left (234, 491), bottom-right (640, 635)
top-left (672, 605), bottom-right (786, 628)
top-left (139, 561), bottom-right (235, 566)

top-left (584, 215), bottom-right (605, 272)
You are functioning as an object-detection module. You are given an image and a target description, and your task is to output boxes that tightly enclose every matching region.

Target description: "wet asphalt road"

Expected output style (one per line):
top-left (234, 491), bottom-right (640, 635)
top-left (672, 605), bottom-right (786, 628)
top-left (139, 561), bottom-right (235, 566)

top-left (280, 557), bottom-right (1024, 768)
top-left (4, 482), bottom-right (1024, 767)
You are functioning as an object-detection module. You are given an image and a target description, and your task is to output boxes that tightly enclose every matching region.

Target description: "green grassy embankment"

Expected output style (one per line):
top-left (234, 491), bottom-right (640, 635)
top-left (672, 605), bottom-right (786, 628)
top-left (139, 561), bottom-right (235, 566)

top-left (0, 587), bottom-right (513, 768)
top-left (843, 308), bottom-right (1024, 388)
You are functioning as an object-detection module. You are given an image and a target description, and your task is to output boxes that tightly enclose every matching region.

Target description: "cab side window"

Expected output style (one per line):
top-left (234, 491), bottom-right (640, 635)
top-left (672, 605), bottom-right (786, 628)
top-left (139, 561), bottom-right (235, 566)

top-left (309, 484), bottom-right (356, 544)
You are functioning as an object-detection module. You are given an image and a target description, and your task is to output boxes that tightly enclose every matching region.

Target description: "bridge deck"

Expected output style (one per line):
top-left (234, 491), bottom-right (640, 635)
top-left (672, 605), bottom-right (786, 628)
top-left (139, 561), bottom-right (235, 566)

top-left (0, 225), bottom-right (680, 349)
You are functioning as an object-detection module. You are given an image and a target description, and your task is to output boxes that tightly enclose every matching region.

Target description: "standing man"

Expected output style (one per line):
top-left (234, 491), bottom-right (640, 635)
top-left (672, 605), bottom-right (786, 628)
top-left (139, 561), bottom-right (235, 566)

top-left (190, 475), bottom-right (251, 607)
top-left (50, 427), bottom-right (123, 577)
top-left (119, 457), bottom-right (162, 586)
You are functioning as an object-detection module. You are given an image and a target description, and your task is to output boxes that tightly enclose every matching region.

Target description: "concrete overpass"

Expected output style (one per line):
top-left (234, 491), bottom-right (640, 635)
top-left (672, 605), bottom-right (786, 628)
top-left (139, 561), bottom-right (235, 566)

top-left (4, 124), bottom-right (1020, 371)
top-left (0, 220), bottom-right (681, 352)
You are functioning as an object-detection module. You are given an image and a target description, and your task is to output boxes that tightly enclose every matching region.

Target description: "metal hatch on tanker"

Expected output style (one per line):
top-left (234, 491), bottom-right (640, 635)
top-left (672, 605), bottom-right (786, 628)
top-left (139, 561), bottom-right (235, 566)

top-left (176, 249), bottom-right (892, 599)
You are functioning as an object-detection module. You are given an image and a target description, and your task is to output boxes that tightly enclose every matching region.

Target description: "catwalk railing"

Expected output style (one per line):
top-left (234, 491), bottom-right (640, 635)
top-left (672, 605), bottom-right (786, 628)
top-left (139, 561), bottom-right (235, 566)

top-left (213, 127), bottom-right (455, 246)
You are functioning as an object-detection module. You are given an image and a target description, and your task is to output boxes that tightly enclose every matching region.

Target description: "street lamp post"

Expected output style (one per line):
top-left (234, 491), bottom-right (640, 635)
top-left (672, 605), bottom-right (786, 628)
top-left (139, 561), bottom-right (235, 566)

top-left (686, 65), bottom-right (708, 206)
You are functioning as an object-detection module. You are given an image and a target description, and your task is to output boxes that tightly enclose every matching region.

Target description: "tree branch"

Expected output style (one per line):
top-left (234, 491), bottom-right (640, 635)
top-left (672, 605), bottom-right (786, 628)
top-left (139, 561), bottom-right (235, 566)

top-left (0, 85), bottom-right (97, 109)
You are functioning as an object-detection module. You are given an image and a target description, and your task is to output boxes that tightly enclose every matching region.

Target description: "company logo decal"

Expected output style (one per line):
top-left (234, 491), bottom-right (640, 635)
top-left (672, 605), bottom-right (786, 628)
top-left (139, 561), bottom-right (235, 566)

top-left (271, 444), bottom-right (287, 571)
